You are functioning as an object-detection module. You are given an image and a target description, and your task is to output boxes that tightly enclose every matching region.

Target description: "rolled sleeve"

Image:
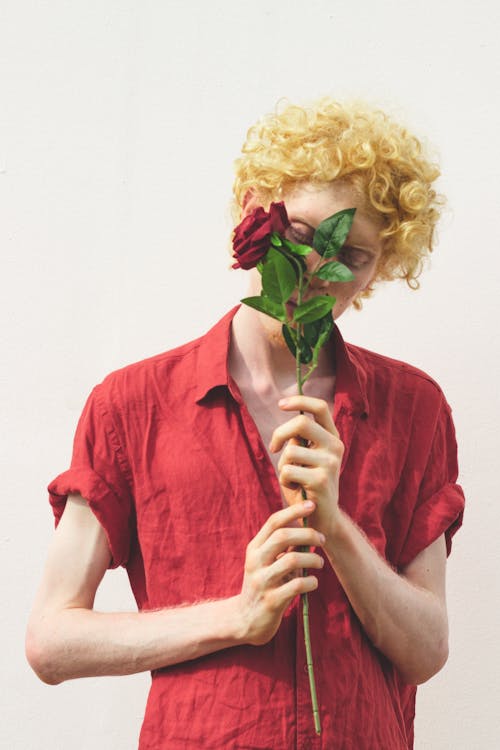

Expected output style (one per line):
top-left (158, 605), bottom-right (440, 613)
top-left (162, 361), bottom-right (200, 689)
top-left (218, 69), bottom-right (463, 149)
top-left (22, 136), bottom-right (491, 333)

top-left (398, 482), bottom-right (464, 567)
top-left (397, 398), bottom-right (465, 568)
top-left (48, 384), bottom-right (134, 569)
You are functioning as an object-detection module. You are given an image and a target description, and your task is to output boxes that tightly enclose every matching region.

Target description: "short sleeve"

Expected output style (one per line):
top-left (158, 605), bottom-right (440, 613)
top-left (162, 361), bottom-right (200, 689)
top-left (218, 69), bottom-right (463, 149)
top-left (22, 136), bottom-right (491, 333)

top-left (48, 384), bottom-right (134, 568)
top-left (397, 398), bottom-right (465, 568)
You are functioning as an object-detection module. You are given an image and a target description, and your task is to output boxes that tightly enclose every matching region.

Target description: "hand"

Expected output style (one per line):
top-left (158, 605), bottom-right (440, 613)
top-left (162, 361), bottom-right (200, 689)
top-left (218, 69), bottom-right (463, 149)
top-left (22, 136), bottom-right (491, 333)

top-left (269, 395), bottom-right (344, 537)
top-left (237, 501), bottom-right (325, 646)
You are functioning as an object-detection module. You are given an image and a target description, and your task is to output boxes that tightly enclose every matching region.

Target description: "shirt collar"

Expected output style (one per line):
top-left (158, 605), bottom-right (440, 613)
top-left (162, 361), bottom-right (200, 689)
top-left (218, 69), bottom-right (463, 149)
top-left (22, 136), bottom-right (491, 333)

top-left (331, 324), bottom-right (370, 417)
top-left (195, 306), bottom-right (369, 416)
top-left (194, 307), bottom-right (236, 403)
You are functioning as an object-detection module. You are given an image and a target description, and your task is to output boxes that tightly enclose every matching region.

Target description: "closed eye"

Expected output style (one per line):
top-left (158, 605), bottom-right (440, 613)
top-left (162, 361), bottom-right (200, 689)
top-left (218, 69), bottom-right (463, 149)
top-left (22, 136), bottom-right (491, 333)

top-left (287, 224), bottom-right (314, 246)
top-left (336, 246), bottom-right (374, 269)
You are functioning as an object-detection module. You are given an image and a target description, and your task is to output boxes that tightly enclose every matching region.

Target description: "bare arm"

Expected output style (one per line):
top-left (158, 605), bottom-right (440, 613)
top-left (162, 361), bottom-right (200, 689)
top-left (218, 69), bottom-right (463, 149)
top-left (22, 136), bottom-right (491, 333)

top-left (271, 395), bottom-right (449, 686)
top-left (26, 494), bottom-right (325, 685)
top-left (322, 515), bottom-right (448, 684)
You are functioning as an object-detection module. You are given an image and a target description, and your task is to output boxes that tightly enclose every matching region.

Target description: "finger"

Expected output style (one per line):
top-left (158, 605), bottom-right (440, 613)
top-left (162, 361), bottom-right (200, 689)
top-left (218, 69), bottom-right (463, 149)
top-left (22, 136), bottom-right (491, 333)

top-left (278, 396), bottom-right (338, 437)
top-left (267, 550), bottom-right (324, 584)
top-left (259, 525), bottom-right (325, 564)
top-left (272, 574), bottom-right (319, 608)
top-left (279, 464), bottom-right (323, 493)
top-left (269, 414), bottom-right (338, 454)
top-left (277, 443), bottom-right (332, 472)
top-left (248, 501), bottom-right (317, 550)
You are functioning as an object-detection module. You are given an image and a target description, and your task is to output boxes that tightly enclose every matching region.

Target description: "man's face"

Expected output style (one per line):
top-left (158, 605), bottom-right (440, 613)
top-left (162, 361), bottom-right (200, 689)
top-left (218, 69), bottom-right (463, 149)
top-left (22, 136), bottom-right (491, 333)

top-left (244, 181), bottom-right (384, 321)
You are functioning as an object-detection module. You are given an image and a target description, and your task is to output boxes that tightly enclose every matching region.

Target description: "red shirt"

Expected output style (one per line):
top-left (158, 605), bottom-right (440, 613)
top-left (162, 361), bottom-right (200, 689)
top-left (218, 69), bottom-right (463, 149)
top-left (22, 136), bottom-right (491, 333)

top-left (49, 307), bottom-right (464, 749)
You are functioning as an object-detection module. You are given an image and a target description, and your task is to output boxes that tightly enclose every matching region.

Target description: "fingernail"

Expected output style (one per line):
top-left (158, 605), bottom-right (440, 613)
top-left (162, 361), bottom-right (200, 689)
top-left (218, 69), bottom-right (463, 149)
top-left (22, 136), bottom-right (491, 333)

top-left (303, 500), bottom-right (314, 509)
top-left (319, 533), bottom-right (326, 544)
top-left (278, 398), bottom-right (289, 406)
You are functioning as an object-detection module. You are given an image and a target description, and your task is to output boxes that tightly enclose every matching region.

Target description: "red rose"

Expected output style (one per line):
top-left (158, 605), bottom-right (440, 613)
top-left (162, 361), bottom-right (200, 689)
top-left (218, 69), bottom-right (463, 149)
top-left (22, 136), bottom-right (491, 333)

top-left (231, 201), bottom-right (290, 269)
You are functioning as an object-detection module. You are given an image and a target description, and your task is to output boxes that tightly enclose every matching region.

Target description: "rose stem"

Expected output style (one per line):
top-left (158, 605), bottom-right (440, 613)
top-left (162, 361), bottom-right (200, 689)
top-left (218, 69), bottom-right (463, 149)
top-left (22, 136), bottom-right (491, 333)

top-left (295, 304), bottom-right (321, 736)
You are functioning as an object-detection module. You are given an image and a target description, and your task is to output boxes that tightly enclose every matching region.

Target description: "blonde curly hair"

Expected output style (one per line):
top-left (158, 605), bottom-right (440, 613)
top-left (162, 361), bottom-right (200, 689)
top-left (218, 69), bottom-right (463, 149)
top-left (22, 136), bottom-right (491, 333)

top-left (232, 98), bottom-right (443, 305)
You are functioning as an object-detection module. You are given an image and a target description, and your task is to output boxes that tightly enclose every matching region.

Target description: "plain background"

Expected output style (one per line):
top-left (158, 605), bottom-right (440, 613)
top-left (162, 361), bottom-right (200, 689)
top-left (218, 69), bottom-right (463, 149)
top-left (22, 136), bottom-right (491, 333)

top-left (2, 1), bottom-right (499, 747)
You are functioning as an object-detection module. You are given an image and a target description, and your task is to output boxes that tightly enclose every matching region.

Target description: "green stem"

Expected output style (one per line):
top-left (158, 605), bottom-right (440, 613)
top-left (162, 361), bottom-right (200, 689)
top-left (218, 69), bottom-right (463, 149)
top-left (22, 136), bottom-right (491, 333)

top-left (295, 303), bottom-right (321, 736)
top-left (302, 361), bottom-right (319, 386)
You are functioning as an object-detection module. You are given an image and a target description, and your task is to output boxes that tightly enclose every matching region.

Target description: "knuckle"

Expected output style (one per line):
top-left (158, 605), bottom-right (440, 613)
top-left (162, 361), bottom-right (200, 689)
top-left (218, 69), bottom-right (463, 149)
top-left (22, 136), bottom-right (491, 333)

top-left (298, 415), bottom-right (309, 431)
top-left (308, 529), bottom-right (321, 545)
top-left (245, 542), bottom-right (255, 562)
top-left (273, 527), bottom-right (287, 546)
top-left (316, 471), bottom-right (329, 490)
top-left (286, 551), bottom-right (301, 569)
top-left (326, 433), bottom-right (336, 450)
top-left (244, 552), bottom-right (256, 574)
top-left (307, 575), bottom-right (319, 591)
top-left (263, 589), bottom-right (278, 611)
top-left (312, 553), bottom-right (324, 568)
top-left (272, 426), bottom-right (283, 443)
top-left (254, 568), bottom-right (267, 588)
top-left (326, 454), bottom-right (339, 471)
top-left (267, 512), bottom-right (281, 532)
top-left (278, 456), bottom-right (289, 474)
top-left (290, 576), bottom-right (306, 596)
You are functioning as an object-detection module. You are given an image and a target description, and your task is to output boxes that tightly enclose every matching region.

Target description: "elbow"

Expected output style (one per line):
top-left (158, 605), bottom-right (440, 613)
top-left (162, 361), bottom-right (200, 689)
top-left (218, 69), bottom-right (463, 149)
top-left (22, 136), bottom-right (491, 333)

top-left (25, 623), bottom-right (63, 685)
top-left (400, 637), bottom-right (449, 686)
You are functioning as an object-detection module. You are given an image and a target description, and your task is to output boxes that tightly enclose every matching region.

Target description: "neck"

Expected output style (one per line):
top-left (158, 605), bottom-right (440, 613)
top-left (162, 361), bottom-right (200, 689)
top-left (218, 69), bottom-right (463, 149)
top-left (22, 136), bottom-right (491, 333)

top-left (229, 304), bottom-right (336, 396)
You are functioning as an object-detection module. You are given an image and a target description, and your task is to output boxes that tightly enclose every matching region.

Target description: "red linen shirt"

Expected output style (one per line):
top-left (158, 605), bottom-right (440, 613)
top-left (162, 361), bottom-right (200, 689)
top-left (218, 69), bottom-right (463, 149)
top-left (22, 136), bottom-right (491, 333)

top-left (49, 307), bottom-right (464, 749)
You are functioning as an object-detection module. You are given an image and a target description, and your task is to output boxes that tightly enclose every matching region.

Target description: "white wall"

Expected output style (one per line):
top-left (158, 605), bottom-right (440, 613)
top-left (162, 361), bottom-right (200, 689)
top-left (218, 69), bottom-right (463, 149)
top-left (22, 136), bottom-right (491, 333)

top-left (2, 1), bottom-right (499, 747)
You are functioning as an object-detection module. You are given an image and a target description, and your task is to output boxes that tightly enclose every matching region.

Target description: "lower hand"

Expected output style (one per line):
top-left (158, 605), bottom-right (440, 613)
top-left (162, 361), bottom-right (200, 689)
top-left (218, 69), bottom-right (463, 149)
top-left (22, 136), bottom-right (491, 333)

top-left (237, 501), bottom-right (325, 646)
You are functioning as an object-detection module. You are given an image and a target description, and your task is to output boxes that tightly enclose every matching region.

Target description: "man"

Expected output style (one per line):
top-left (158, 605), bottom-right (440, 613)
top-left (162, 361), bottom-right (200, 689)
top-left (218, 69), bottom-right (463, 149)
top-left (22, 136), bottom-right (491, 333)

top-left (26, 99), bottom-right (464, 748)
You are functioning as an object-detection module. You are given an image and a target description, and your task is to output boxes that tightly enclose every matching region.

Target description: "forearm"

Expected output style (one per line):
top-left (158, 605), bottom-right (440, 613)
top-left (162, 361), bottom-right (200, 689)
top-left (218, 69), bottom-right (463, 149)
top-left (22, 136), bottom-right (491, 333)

top-left (26, 596), bottom-right (245, 685)
top-left (27, 501), bottom-right (325, 686)
top-left (324, 509), bottom-right (448, 684)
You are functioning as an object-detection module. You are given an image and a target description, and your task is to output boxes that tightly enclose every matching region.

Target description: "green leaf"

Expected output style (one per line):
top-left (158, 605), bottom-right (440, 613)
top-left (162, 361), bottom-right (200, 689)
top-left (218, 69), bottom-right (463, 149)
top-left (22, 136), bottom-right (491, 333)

top-left (256, 260), bottom-right (264, 274)
top-left (279, 246), bottom-right (307, 275)
top-left (270, 232), bottom-right (283, 247)
top-left (313, 260), bottom-right (354, 282)
top-left (313, 208), bottom-right (356, 259)
top-left (241, 295), bottom-right (286, 322)
top-left (303, 313), bottom-right (334, 349)
top-left (311, 328), bottom-right (332, 367)
top-left (303, 320), bottom-right (320, 347)
top-left (281, 238), bottom-right (314, 256)
top-left (261, 247), bottom-right (296, 303)
top-left (282, 325), bottom-right (297, 358)
top-left (293, 295), bottom-right (335, 324)
top-left (298, 339), bottom-right (313, 364)
top-left (313, 314), bottom-right (334, 353)
top-left (281, 324), bottom-right (312, 364)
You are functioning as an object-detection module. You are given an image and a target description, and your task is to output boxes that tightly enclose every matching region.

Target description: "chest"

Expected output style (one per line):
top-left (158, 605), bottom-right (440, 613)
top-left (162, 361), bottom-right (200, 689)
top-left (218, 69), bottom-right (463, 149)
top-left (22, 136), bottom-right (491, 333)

top-left (128, 385), bottom-right (412, 605)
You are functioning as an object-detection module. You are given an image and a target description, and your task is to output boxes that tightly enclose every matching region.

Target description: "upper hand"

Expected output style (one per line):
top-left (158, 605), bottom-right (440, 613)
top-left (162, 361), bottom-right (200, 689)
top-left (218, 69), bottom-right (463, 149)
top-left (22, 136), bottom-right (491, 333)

top-left (269, 395), bottom-right (344, 537)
